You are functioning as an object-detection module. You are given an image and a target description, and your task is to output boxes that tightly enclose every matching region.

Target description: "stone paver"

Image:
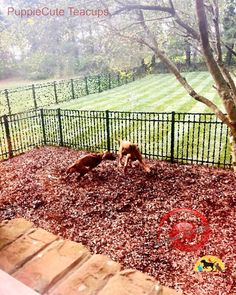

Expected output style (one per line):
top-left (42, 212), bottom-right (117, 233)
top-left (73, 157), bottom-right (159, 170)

top-left (47, 254), bottom-right (121, 295)
top-left (97, 269), bottom-right (180, 295)
top-left (13, 239), bottom-right (91, 294)
top-left (0, 228), bottom-right (57, 273)
top-left (0, 218), bottom-right (33, 250)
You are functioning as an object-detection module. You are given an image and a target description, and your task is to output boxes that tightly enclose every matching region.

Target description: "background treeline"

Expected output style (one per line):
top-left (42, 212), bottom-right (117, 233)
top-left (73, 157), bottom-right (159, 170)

top-left (0, 0), bottom-right (235, 81)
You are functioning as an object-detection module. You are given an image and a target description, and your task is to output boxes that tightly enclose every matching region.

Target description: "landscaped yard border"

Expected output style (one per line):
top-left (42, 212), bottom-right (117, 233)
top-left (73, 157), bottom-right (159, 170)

top-left (0, 109), bottom-right (231, 168)
top-left (0, 71), bottom-right (141, 116)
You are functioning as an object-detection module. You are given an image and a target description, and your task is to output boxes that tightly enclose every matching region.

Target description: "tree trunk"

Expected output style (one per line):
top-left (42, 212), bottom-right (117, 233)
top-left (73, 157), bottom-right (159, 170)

top-left (89, 25), bottom-right (95, 54)
top-left (185, 43), bottom-right (191, 67)
top-left (196, 0), bottom-right (236, 172)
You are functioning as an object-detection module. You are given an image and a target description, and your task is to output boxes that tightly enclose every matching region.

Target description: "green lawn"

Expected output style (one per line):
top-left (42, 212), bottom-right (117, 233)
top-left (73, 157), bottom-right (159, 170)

top-left (0, 75), bottom-right (84, 90)
top-left (0, 72), bottom-right (231, 166)
top-left (0, 72), bottom-right (226, 115)
top-left (49, 72), bottom-right (224, 113)
top-left (0, 78), bottom-right (52, 90)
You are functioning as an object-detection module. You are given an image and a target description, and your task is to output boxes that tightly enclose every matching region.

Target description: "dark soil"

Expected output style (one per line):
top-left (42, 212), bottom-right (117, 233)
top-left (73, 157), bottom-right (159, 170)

top-left (0, 146), bottom-right (235, 295)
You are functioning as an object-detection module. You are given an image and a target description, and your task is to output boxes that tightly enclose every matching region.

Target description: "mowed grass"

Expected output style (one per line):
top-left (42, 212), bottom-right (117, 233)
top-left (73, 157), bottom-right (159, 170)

top-left (49, 72), bottom-right (224, 113)
top-left (0, 75), bottom-right (83, 90)
top-left (0, 72), bottom-right (231, 166)
top-left (46, 72), bottom-right (230, 166)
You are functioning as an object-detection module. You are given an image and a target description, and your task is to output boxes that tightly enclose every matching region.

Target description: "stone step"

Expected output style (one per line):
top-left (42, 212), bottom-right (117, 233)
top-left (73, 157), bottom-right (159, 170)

top-left (47, 254), bottom-right (121, 295)
top-left (0, 228), bottom-right (58, 274)
top-left (0, 218), bottom-right (182, 295)
top-left (0, 218), bottom-right (33, 250)
top-left (97, 269), bottom-right (181, 295)
top-left (13, 239), bottom-right (91, 294)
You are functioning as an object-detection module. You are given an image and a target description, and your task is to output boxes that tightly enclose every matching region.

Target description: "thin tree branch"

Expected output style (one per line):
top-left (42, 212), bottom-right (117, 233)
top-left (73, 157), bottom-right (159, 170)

top-left (121, 16), bottom-right (173, 31)
top-left (113, 4), bottom-right (174, 16)
top-left (112, 2), bottom-right (200, 41)
top-left (173, 14), bottom-right (200, 41)
top-left (212, 0), bottom-right (222, 63)
top-left (224, 43), bottom-right (236, 57)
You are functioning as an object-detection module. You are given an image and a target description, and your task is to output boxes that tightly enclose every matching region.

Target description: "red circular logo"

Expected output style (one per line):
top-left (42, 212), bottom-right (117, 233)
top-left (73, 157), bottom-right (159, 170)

top-left (157, 208), bottom-right (211, 252)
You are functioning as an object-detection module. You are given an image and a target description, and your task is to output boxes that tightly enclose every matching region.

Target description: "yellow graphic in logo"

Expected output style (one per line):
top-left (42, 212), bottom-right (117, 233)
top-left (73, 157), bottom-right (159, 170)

top-left (194, 255), bottom-right (225, 272)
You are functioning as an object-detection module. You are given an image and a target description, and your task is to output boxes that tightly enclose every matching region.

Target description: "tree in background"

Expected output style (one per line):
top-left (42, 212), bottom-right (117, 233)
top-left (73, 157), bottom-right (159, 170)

top-left (110, 0), bottom-right (236, 171)
top-left (223, 0), bottom-right (236, 65)
top-left (1, 0), bottom-right (100, 78)
top-left (0, 0), bottom-right (150, 79)
top-left (1, 0), bottom-right (205, 80)
top-left (0, 9), bottom-right (18, 78)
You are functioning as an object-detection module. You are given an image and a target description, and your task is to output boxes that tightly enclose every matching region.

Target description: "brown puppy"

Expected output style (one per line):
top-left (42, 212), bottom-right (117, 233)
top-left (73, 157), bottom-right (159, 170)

top-left (118, 140), bottom-right (150, 172)
top-left (66, 151), bottom-right (116, 177)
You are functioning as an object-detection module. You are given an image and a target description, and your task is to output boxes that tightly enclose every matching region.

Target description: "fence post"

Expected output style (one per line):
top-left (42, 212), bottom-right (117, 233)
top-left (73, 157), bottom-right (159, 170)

top-left (71, 79), bottom-right (75, 99)
top-left (98, 75), bottom-right (101, 93)
top-left (132, 71), bottom-right (135, 82)
top-left (117, 73), bottom-right (120, 86)
top-left (53, 82), bottom-right (58, 104)
top-left (105, 110), bottom-right (110, 152)
top-left (125, 72), bottom-right (128, 84)
top-left (4, 89), bottom-right (11, 115)
top-left (85, 76), bottom-right (89, 95)
top-left (32, 84), bottom-right (37, 109)
top-left (57, 108), bottom-right (63, 146)
top-left (3, 115), bottom-right (13, 158)
top-left (40, 109), bottom-right (46, 145)
top-left (170, 111), bottom-right (175, 163)
top-left (108, 73), bottom-right (111, 89)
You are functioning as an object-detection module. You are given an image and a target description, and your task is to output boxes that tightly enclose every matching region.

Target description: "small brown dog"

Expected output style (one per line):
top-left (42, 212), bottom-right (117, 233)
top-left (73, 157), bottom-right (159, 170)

top-left (66, 151), bottom-right (116, 177)
top-left (118, 140), bottom-right (150, 172)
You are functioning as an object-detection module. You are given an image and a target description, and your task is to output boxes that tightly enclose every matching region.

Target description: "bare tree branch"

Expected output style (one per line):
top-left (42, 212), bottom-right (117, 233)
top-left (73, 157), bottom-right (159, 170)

top-left (224, 43), bottom-right (236, 57)
top-left (121, 16), bottom-right (173, 31)
top-left (173, 14), bottom-right (200, 41)
top-left (212, 0), bottom-right (222, 63)
top-left (113, 3), bottom-right (174, 16)
top-left (113, 2), bottom-right (200, 41)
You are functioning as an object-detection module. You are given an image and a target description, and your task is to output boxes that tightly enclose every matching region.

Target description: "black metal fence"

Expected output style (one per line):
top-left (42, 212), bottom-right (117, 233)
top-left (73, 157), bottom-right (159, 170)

top-left (0, 109), bottom-right (231, 168)
top-left (153, 62), bottom-right (207, 74)
top-left (0, 71), bottom-right (140, 116)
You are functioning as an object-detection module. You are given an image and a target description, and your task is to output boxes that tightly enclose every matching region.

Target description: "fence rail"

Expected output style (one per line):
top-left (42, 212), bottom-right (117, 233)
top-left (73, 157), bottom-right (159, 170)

top-left (0, 109), bottom-right (231, 168)
top-left (0, 71), bottom-right (139, 116)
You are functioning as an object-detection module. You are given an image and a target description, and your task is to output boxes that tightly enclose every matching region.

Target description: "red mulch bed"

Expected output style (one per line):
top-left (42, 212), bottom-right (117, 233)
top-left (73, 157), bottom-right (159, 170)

top-left (0, 146), bottom-right (235, 295)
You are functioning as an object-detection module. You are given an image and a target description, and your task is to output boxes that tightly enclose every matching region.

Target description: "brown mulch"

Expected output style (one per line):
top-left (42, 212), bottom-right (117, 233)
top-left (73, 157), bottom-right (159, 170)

top-left (0, 146), bottom-right (235, 295)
